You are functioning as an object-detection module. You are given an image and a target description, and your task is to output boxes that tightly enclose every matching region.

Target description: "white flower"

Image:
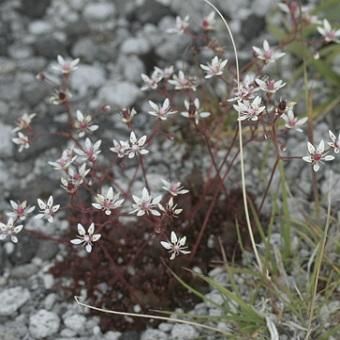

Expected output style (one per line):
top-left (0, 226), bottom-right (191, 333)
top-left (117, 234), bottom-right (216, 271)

top-left (201, 11), bottom-right (216, 31)
top-left (317, 19), bottom-right (340, 43)
top-left (12, 132), bottom-right (30, 152)
top-left (168, 71), bottom-right (198, 92)
top-left (167, 16), bottom-right (190, 34)
top-left (328, 130), bottom-right (340, 153)
top-left (13, 113), bottom-right (36, 132)
top-left (48, 148), bottom-right (77, 171)
top-left (233, 96), bottom-right (265, 121)
top-left (141, 69), bottom-right (163, 91)
top-left (255, 78), bottom-right (286, 94)
top-left (92, 187), bottom-right (124, 215)
top-left (61, 163), bottom-right (90, 193)
top-left (110, 139), bottom-right (130, 158)
top-left (160, 231), bottom-right (190, 260)
top-left (302, 140), bottom-right (335, 172)
top-left (181, 98), bottom-right (211, 125)
top-left (53, 55), bottom-right (80, 74)
top-left (74, 110), bottom-right (98, 138)
top-left (49, 89), bottom-right (72, 105)
top-left (148, 98), bottom-right (177, 120)
top-left (161, 179), bottom-right (189, 196)
top-left (159, 197), bottom-right (183, 217)
top-left (74, 138), bottom-right (102, 163)
top-left (281, 110), bottom-right (307, 132)
top-left (130, 187), bottom-right (162, 216)
top-left (228, 74), bottom-right (258, 102)
top-left (200, 56), bottom-right (228, 79)
top-left (120, 107), bottom-right (137, 124)
top-left (0, 218), bottom-right (24, 243)
top-left (278, 3), bottom-right (320, 25)
top-left (252, 40), bottom-right (285, 64)
top-left (6, 200), bottom-right (35, 221)
top-left (35, 196), bottom-right (60, 223)
top-left (153, 66), bottom-right (174, 79)
top-left (70, 223), bottom-right (101, 253)
top-left (127, 131), bottom-right (149, 159)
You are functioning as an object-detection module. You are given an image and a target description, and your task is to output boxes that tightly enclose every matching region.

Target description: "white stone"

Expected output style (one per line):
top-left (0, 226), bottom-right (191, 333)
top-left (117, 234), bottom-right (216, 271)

top-left (141, 329), bottom-right (168, 340)
top-left (83, 3), bottom-right (115, 21)
top-left (29, 21), bottom-right (52, 35)
top-left (119, 55), bottom-right (145, 83)
top-left (64, 314), bottom-right (86, 333)
top-left (29, 310), bottom-right (60, 339)
top-left (0, 123), bottom-right (13, 157)
top-left (98, 81), bottom-right (141, 108)
top-left (43, 274), bottom-right (54, 289)
top-left (171, 324), bottom-right (198, 339)
top-left (0, 287), bottom-right (30, 316)
top-left (104, 331), bottom-right (122, 340)
top-left (70, 65), bottom-right (106, 96)
top-left (121, 37), bottom-right (151, 55)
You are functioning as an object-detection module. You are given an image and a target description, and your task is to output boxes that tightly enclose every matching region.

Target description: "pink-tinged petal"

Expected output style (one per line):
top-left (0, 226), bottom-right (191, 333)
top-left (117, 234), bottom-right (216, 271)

top-left (57, 55), bottom-right (64, 65)
top-left (138, 135), bottom-right (147, 146)
top-left (263, 40), bottom-right (270, 51)
top-left (180, 250), bottom-right (191, 255)
top-left (52, 204), bottom-right (60, 213)
top-left (137, 210), bottom-right (145, 216)
top-left (170, 231), bottom-right (177, 244)
top-left (302, 156), bottom-right (312, 163)
top-left (92, 234), bottom-right (101, 242)
top-left (71, 238), bottom-right (83, 245)
top-left (47, 216), bottom-right (54, 223)
top-left (10, 200), bottom-right (18, 209)
top-left (47, 195), bottom-right (54, 207)
top-left (88, 223), bottom-right (95, 235)
top-left (35, 213), bottom-right (44, 220)
top-left (150, 209), bottom-right (161, 216)
top-left (11, 236), bottom-right (18, 243)
top-left (307, 142), bottom-right (315, 154)
top-left (14, 225), bottom-right (23, 233)
top-left (170, 252), bottom-right (176, 260)
top-left (329, 130), bottom-right (336, 142)
top-left (105, 210), bottom-right (111, 216)
top-left (107, 187), bottom-right (114, 200)
top-left (179, 236), bottom-right (187, 246)
top-left (92, 203), bottom-right (102, 210)
top-left (77, 224), bottom-right (86, 235)
top-left (317, 140), bottom-right (325, 153)
top-left (85, 244), bottom-right (92, 253)
top-left (142, 187), bottom-right (149, 201)
top-left (324, 155), bottom-right (335, 161)
top-left (313, 163), bottom-right (320, 172)
top-left (130, 131), bottom-right (137, 144)
top-left (37, 199), bottom-right (46, 209)
top-left (160, 241), bottom-right (172, 250)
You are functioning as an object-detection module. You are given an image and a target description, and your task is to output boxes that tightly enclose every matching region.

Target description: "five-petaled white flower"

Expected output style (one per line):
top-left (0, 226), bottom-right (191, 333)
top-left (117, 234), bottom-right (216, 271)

top-left (281, 110), bottom-right (307, 132)
top-left (200, 56), bottom-right (228, 79)
top-left (92, 187), bottom-right (124, 215)
top-left (228, 73), bottom-right (258, 102)
top-left (181, 98), bottom-right (211, 125)
top-left (201, 11), bottom-right (216, 31)
top-left (167, 16), bottom-right (190, 34)
top-left (0, 218), bottom-right (24, 243)
top-left (130, 187), bottom-right (162, 216)
top-left (168, 71), bottom-right (198, 92)
top-left (110, 139), bottom-right (130, 158)
top-left (12, 132), bottom-right (30, 152)
top-left (74, 138), bottom-right (102, 163)
top-left (252, 40), bottom-right (285, 64)
top-left (6, 200), bottom-right (35, 221)
top-left (160, 231), bottom-right (191, 260)
top-left (141, 68), bottom-right (163, 91)
top-left (328, 130), bottom-right (340, 153)
top-left (13, 113), bottom-right (36, 132)
top-left (61, 163), bottom-right (90, 194)
top-left (35, 196), bottom-right (60, 223)
top-left (233, 96), bottom-right (265, 121)
top-left (74, 110), bottom-right (98, 138)
top-left (159, 197), bottom-right (183, 217)
top-left (161, 179), bottom-right (189, 196)
top-left (49, 148), bottom-right (77, 171)
top-left (302, 140), bottom-right (335, 172)
top-left (127, 131), bottom-right (149, 159)
top-left (70, 223), bottom-right (101, 253)
top-left (148, 98), bottom-right (177, 120)
top-left (255, 78), bottom-right (286, 94)
top-left (121, 107), bottom-right (137, 124)
top-left (53, 55), bottom-right (80, 74)
top-left (317, 19), bottom-right (340, 43)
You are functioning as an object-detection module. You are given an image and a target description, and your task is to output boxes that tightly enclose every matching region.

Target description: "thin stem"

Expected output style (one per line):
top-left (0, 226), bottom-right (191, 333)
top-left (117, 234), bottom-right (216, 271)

top-left (139, 155), bottom-right (150, 192)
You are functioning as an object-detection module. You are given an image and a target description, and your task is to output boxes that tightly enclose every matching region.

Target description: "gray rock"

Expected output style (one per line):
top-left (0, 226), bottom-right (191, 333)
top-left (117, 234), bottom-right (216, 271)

top-left (72, 38), bottom-right (98, 63)
top-left (83, 3), bottom-right (116, 22)
top-left (11, 263), bottom-right (39, 279)
top-left (0, 287), bottom-right (30, 316)
top-left (133, 0), bottom-right (171, 24)
top-left (70, 64), bottom-right (106, 96)
top-left (104, 331), bottom-right (122, 340)
top-left (33, 37), bottom-right (66, 59)
top-left (21, 81), bottom-right (48, 107)
top-left (171, 324), bottom-right (198, 339)
top-left (0, 101), bottom-right (9, 116)
top-left (29, 20), bottom-right (53, 35)
top-left (141, 329), bottom-right (168, 340)
top-left (0, 123), bottom-right (13, 157)
top-left (20, 0), bottom-right (52, 19)
top-left (241, 15), bottom-right (265, 42)
top-left (119, 55), bottom-right (145, 83)
top-left (63, 314), bottom-right (86, 333)
top-left (43, 293), bottom-right (57, 310)
top-left (9, 233), bottom-right (39, 265)
top-left (8, 43), bottom-right (33, 60)
top-left (29, 309), bottom-right (60, 339)
top-left (0, 58), bottom-right (16, 74)
top-left (121, 37), bottom-right (151, 55)
top-left (98, 81), bottom-right (141, 108)
top-left (120, 331), bottom-right (140, 340)
top-left (36, 240), bottom-right (59, 261)
top-left (17, 57), bottom-right (47, 73)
